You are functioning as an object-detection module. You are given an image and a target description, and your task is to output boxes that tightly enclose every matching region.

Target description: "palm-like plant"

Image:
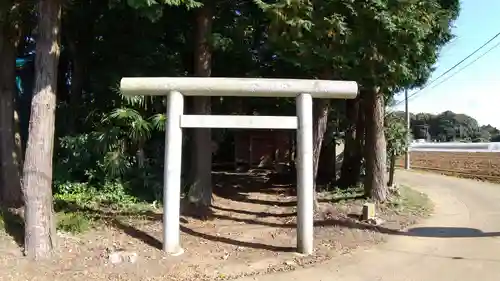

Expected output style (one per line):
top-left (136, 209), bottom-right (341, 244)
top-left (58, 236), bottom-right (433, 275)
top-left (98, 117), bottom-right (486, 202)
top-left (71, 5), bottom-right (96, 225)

top-left (98, 90), bottom-right (166, 177)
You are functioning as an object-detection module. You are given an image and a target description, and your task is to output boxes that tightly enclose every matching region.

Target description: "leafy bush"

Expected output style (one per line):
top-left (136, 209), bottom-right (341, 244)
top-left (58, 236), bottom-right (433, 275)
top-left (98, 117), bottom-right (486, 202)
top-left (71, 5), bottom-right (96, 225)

top-left (54, 181), bottom-right (139, 210)
top-left (57, 212), bottom-right (91, 234)
top-left (53, 93), bottom-right (168, 204)
top-left (385, 113), bottom-right (412, 158)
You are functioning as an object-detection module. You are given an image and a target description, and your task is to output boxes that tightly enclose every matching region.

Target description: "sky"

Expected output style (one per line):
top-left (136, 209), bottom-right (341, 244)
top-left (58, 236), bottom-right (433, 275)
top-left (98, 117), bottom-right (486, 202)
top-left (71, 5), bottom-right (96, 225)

top-left (392, 0), bottom-right (500, 128)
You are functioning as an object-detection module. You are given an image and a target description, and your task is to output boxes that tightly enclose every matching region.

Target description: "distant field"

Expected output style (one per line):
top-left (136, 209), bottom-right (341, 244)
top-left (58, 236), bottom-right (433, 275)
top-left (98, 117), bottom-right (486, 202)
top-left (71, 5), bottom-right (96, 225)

top-left (396, 151), bottom-right (500, 184)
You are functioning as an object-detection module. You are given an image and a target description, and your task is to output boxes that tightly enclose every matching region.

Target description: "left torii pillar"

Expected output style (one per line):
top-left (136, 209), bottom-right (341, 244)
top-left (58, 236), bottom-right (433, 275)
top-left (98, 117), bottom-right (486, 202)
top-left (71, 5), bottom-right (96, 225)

top-left (163, 90), bottom-right (184, 255)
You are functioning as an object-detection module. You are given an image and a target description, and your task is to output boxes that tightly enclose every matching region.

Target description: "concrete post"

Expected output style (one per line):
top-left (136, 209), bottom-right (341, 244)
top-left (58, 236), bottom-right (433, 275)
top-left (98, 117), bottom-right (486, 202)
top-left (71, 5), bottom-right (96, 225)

top-left (296, 93), bottom-right (314, 255)
top-left (404, 89), bottom-right (411, 170)
top-left (163, 90), bottom-right (184, 255)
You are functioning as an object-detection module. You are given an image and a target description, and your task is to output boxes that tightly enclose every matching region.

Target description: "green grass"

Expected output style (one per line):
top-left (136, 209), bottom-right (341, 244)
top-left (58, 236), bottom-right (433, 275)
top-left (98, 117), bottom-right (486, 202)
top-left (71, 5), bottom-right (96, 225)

top-left (56, 212), bottom-right (91, 233)
top-left (0, 209), bottom-right (93, 235)
top-left (320, 183), bottom-right (434, 221)
top-left (0, 187), bottom-right (158, 236)
top-left (385, 185), bottom-right (434, 217)
top-left (324, 184), bottom-right (366, 202)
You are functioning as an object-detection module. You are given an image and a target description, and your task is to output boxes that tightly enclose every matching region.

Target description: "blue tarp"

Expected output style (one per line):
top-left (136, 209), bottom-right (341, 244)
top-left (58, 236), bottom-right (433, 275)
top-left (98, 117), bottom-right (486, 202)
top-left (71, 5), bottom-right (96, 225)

top-left (15, 55), bottom-right (34, 94)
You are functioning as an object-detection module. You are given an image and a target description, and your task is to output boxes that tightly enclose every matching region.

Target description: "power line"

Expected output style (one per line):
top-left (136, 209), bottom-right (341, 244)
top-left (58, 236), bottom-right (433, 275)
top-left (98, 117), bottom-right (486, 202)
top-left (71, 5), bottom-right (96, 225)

top-left (392, 31), bottom-right (500, 107)
top-left (419, 40), bottom-right (500, 94)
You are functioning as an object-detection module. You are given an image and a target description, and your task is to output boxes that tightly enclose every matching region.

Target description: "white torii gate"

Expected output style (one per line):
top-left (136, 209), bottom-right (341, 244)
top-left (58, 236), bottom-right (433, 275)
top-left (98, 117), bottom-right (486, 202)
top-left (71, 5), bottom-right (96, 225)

top-left (120, 77), bottom-right (358, 255)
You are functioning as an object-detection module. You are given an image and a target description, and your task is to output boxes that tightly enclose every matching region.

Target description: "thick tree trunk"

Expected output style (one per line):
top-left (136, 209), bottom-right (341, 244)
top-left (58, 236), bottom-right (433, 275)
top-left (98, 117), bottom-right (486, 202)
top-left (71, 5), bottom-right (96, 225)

top-left (0, 17), bottom-right (23, 208)
top-left (364, 87), bottom-right (388, 202)
top-left (187, 3), bottom-right (213, 216)
top-left (22, 0), bottom-right (61, 259)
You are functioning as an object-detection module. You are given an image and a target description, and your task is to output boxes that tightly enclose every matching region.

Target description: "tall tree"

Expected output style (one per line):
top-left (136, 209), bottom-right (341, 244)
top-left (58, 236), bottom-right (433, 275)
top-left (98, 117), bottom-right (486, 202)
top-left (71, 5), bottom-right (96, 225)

top-left (0, 1), bottom-right (24, 208)
top-left (256, 0), bottom-right (352, 210)
top-left (187, 1), bottom-right (214, 216)
top-left (364, 85), bottom-right (387, 200)
top-left (347, 0), bottom-right (459, 201)
top-left (23, 0), bottom-right (61, 259)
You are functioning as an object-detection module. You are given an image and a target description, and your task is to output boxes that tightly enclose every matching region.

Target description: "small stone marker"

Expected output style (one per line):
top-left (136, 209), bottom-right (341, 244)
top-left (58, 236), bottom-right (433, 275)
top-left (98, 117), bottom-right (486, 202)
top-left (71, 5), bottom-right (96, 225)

top-left (362, 202), bottom-right (376, 221)
top-left (108, 251), bottom-right (138, 264)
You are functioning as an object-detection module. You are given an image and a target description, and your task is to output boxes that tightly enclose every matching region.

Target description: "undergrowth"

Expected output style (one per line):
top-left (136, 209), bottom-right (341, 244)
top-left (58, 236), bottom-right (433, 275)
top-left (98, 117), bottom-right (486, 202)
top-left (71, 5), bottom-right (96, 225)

top-left (384, 185), bottom-right (433, 217)
top-left (0, 181), bottom-right (158, 236)
top-left (321, 183), bottom-right (433, 219)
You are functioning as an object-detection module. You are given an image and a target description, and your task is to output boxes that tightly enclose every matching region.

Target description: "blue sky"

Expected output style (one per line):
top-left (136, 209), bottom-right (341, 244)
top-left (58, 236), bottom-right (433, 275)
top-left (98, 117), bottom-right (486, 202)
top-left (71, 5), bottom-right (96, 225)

top-left (392, 0), bottom-right (500, 128)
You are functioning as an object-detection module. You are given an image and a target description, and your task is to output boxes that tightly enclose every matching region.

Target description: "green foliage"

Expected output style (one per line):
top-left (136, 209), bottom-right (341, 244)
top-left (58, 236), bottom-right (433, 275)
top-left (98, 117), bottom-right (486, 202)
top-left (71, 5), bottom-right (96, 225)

top-left (5, 0), bottom-right (461, 214)
top-left (122, 0), bottom-right (202, 21)
top-left (0, 209), bottom-right (91, 235)
top-left (57, 212), bottom-right (91, 234)
top-left (258, 0), bottom-right (459, 94)
top-left (54, 181), bottom-right (138, 209)
top-left (392, 110), bottom-right (499, 142)
top-left (385, 185), bottom-right (433, 217)
top-left (385, 112), bottom-right (412, 157)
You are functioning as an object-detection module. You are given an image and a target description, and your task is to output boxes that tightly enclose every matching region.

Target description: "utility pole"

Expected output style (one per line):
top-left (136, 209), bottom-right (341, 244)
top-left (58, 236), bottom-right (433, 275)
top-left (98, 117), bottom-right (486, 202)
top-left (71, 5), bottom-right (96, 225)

top-left (404, 89), bottom-right (410, 170)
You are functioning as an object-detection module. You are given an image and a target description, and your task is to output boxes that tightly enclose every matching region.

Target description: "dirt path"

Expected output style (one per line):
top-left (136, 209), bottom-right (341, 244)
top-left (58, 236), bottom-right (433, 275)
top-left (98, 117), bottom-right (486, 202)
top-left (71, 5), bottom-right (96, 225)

top-left (235, 170), bottom-right (500, 281)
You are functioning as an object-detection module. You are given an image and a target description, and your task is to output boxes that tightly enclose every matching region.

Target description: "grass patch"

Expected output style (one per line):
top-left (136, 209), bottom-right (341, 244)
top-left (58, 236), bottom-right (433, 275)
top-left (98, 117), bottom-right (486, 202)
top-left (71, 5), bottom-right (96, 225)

top-left (57, 212), bottom-right (91, 233)
top-left (0, 198), bottom-right (154, 238)
top-left (0, 209), bottom-right (93, 235)
top-left (321, 184), bottom-right (366, 203)
top-left (385, 185), bottom-right (434, 217)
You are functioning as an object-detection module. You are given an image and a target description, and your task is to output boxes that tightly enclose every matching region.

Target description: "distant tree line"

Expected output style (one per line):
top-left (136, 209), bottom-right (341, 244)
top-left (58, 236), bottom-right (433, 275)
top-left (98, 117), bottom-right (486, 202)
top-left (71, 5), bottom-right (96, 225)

top-left (392, 110), bottom-right (500, 142)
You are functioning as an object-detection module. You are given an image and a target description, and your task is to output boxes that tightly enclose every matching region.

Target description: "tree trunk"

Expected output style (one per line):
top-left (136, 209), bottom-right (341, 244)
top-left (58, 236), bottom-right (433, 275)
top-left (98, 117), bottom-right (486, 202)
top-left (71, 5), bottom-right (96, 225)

top-left (351, 96), bottom-right (365, 183)
top-left (187, 3), bottom-right (213, 216)
top-left (0, 16), bottom-right (23, 208)
top-left (339, 98), bottom-right (359, 188)
top-left (67, 41), bottom-right (84, 133)
top-left (312, 99), bottom-right (330, 211)
top-left (339, 94), bottom-right (366, 189)
top-left (22, 0), bottom-right (61, 259)
top-left (364, 87), bottom-right (388, 202)
top-left (388, 152), bottom-right (396, 187)
top-left (316, 131), bottom-right (335, 184)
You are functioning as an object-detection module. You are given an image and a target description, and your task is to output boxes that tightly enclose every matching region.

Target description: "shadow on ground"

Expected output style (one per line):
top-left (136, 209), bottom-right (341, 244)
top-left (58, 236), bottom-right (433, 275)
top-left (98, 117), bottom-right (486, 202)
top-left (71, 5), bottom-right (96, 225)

top-left (54, 199), bottom-right (500, 255)
top-left (0, 209), bottom-right (24, 248)
top-left (50, 171), bottom-right (500, 253)
top-left (405, 227), bottom-right (500, 238)
top-left (211, 170), bottom-right (355, 207)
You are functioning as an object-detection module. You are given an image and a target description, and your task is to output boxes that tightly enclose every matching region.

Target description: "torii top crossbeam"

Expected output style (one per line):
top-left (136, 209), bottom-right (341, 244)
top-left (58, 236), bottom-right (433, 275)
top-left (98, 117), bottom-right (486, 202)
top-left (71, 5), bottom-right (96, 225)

top-left (120, 77), bottom-right (358, 99)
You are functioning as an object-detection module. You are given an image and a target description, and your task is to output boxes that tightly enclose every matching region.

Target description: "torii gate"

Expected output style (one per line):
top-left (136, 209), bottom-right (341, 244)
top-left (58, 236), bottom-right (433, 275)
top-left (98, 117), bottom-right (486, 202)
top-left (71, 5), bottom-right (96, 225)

top-left (120, 77), bottom-right (358, 255)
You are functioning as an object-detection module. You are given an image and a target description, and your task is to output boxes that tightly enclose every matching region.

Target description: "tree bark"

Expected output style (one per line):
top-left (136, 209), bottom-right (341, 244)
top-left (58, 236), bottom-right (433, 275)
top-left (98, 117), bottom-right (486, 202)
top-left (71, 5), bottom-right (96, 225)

top-left (312, 99), bottom-right (330, 211)
top-left (339, 98), bottom-right (359, 188)
top-left (316, 127), bottom-right (335, 184)
top-left (351, 96), bottom-right (365, 183)
top-left (22, 0), bottom-right (61, 259)
top-left (0, 14), bottom-right (23, 208)
top-left (364, 87), bottom-right (388, 202)
top-left (339, 96), bottom-right (366, 188)
top-left (67, 41), bottom-right (85, 133)
top-left (187, 3), bottom-right (213, 216)
top-left (388, 152), bottom-right (396, 187)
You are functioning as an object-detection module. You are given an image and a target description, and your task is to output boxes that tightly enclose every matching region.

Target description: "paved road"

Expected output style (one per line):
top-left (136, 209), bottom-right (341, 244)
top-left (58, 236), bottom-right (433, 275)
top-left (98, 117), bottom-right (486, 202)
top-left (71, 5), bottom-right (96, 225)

top-left (236, 170), bottom-right (500, 281)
